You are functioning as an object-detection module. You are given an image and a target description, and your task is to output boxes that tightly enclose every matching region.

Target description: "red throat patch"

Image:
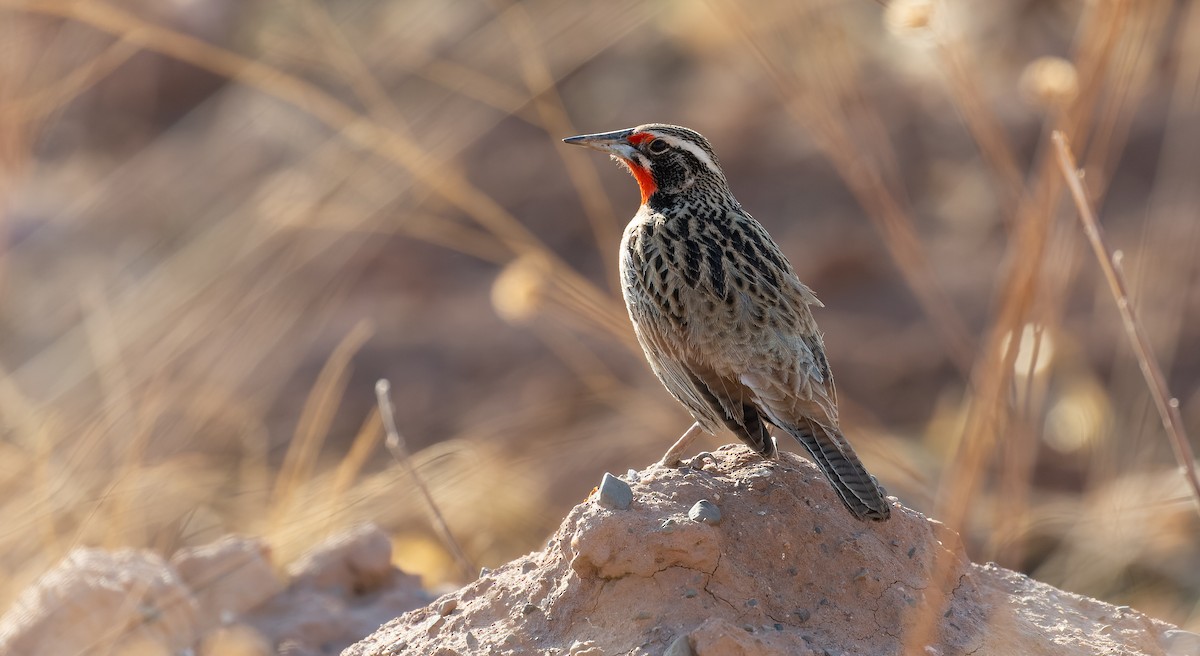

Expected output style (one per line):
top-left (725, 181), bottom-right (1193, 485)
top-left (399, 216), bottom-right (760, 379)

top-left (623, 159), bottom-right (657, 205)
top-left (620, 132), bottom-right (656, 204)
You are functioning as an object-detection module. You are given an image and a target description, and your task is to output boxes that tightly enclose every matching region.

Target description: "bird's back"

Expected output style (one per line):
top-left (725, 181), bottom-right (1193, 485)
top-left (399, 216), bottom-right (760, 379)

top-left (620, 202), bottom-right (832, 418)
top-left (621, 202), bottom-right (890, 520)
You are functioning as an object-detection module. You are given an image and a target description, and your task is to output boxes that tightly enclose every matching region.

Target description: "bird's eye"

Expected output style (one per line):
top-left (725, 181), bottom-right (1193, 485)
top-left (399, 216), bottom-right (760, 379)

top-left (647, 139), bottom-right (669, 154)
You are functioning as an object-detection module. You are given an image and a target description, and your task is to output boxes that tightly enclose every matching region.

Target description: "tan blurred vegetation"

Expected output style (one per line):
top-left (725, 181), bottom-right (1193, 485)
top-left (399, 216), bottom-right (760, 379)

top-left (1, 0), bottom-right (1198, 632)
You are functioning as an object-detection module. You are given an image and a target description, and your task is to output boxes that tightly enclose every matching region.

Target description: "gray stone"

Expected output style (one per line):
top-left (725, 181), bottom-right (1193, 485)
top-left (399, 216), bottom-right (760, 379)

top-left (597, 472), bottom-right (632, 510)
top-left (688, 499), bottom-right (722, 525)
top-left (1163, 629), bottom-right (1200, 656)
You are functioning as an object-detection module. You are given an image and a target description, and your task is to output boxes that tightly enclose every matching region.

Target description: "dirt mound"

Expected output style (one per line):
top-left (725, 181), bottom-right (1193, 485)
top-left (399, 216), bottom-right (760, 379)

top-left (345, 446), bottom-right (1186, 656)
top-left (0, 524), bottom-right (430, 656)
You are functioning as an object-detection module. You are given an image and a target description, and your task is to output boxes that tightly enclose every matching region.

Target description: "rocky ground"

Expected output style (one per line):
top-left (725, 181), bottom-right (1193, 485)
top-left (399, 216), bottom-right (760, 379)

top-left (2, 446), bottom-right (1195, 655)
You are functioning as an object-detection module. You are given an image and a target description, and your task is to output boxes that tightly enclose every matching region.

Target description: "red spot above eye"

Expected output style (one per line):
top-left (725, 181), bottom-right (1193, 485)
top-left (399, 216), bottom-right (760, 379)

top-left (627, 132), bottom-right (653, 145)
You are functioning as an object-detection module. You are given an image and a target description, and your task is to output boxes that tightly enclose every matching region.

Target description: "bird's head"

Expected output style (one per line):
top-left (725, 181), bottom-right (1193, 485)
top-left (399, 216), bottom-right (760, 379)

top-left (563, 124), bottom-right (730, 206)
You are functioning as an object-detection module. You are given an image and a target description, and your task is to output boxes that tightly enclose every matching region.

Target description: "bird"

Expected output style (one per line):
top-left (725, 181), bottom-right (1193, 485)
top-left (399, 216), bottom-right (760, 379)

top-left (563, 124), bottom-right (891, 521)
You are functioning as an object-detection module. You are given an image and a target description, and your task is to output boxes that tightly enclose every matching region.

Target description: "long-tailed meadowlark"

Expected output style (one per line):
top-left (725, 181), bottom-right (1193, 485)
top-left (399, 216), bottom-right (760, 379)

top-left (564, 124), bottom-right (891, 521)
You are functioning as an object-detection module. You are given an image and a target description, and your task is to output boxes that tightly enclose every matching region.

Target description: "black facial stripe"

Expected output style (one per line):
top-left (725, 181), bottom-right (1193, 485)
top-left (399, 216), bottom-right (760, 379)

top-left (644, 127), bottom-right (721, 167)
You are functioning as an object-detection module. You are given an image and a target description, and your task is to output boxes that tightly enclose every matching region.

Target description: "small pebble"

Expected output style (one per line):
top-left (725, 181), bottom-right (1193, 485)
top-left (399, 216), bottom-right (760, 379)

top-left (1162, 629), bottom-right (1200, 654)
top-left (597, 472), bottom-right (632, 510)
top-left (683, 588), bottom-right (698, 598)
top-left (794, 608), bottom-right (811, 622)
top-left (438, 598), bottom-right (457, 616)
top-left (688, 499), bottom-right (722, 525)
top-left (853, 568), bottom-right (868, 582)
top-left (522, 603), bottom-right (540, 615)
top-left (746, 598), bottom-right (758, 607)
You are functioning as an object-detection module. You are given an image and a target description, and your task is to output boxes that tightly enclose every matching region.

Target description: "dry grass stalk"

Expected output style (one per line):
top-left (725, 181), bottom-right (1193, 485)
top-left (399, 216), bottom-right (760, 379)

top-left (492, 0), bottom-right (625, 290)
top-left (6, 0), bottom-right (635, 350)
top-left (991, 0), bottom-right (1169, 567)
top-left (270, 321), bottom-right (375, 531)
top-left (375, 379), bottom-right (476, 580)
top-left (0, 37), bottom-right (137, 126)
top-left (903, 1), bottom-right (1138, 650)
top-left (933, 30), bottom-right (1025, 215)
top-left (1052, 130), bottom-right (1200, 517)
top-left (706, 0), bottom-right (976, 373)
top-left (1097, 2), bottom-right (1200, 471)
top-left (955, 0), bottom-right (1125, 540)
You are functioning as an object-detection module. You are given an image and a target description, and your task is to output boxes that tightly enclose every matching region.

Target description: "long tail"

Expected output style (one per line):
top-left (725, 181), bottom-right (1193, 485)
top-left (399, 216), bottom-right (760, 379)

top-left (784, 420), bottom-right (891, 521)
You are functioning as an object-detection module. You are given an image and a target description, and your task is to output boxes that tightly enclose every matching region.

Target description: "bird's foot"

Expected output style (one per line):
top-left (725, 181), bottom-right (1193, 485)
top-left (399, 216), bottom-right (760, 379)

top-left (656, 422), bottom-right (707, 468)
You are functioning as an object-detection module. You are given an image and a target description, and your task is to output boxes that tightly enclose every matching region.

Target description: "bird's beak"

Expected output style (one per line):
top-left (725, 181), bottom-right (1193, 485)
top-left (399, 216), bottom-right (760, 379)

top-left (562, 129), bottom-right (638, 160)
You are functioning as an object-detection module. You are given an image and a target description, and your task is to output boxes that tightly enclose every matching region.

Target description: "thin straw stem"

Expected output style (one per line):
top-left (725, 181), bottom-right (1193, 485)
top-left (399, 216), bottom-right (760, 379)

top-left (1052, 130), bottom-right (1200, 516)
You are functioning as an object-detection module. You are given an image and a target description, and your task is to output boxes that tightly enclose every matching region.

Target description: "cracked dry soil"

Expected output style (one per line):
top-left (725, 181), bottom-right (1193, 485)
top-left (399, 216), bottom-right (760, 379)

top-left (344, 446), bottom-right (1182, 656)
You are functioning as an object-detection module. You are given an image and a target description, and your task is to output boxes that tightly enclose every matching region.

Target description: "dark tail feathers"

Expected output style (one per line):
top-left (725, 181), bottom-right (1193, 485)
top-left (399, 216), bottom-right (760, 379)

top-left (784, 421), bottom-right (890, 521)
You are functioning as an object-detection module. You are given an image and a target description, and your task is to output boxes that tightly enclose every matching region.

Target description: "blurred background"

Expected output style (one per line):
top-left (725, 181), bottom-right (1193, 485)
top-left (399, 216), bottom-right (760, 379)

top-left (1, 0), bottom-right (1198, 631)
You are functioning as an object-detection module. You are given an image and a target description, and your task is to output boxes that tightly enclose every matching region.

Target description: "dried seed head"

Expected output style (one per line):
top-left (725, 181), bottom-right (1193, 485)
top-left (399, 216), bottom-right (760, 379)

top-left (1019, 56), bottom-right (1079, 110)
top-left (885, 0), bottom-right (937, 39)
top-left (1045, 377), bottom-right (1111, 453)
top-left (491, 255), bottom-right (547, 324)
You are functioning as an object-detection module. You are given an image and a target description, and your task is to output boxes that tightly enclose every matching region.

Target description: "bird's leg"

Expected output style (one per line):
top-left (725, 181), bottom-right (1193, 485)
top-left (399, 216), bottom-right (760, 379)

top-left (657, 422), bottom-right (707, 467)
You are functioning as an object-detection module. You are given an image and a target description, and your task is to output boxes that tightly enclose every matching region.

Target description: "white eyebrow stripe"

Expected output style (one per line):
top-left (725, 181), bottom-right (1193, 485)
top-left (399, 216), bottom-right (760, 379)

top-left (653, 133), bottom-right (719, 175)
